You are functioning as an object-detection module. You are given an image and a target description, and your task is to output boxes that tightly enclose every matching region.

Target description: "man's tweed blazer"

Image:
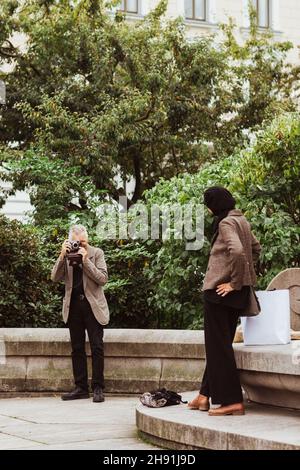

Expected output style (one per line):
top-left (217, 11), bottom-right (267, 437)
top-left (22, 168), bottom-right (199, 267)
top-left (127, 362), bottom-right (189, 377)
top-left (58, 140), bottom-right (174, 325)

top-left (51, 245), bottom-right (109, 325)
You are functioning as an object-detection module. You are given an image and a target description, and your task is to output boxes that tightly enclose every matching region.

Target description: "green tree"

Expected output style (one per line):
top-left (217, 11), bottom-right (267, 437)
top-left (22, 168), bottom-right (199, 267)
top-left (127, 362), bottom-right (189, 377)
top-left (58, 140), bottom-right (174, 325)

top-left (1, 0), bottom-right (298, 214)
top-left (0, 113), bottom-right (299, 328)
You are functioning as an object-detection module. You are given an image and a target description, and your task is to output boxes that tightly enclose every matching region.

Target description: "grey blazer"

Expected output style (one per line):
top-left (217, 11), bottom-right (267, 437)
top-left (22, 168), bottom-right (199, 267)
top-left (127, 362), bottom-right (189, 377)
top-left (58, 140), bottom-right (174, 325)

top-left (202, 209), bottom-right (261, 291)
top-left (51, 245), bottom-right (110, 325)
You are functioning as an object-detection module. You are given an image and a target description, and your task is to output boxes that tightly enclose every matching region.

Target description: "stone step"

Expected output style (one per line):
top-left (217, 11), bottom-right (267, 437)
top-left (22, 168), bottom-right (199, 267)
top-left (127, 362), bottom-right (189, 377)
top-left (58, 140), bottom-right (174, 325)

top-left (136, 391), bottom-right (300, 450)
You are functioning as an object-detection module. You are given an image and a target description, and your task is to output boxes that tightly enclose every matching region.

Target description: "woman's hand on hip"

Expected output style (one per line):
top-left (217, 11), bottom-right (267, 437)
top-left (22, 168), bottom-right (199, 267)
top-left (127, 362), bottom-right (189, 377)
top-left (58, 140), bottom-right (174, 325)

top-left (216, 283), bottom-right (234, 297)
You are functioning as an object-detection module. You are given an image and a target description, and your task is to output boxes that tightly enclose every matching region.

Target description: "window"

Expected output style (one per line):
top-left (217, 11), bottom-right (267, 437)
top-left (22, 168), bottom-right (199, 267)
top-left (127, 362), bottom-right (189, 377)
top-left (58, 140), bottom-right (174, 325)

top-left (119, 0), bottom-right (138, 14)
top-left (0, 80), bottom-right (5, 105)
top-left (255, 0), bottom-right (270, 28)
top-left (185, 0), bottom-right (206, 21)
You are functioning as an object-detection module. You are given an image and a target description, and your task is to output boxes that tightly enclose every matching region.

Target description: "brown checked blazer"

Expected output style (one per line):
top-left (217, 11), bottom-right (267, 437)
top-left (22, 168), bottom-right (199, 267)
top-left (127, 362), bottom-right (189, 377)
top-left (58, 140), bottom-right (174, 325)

top-left (202, 209), bottom-right (261, 291)
top-left (51, 245), bottom-right (110, 325)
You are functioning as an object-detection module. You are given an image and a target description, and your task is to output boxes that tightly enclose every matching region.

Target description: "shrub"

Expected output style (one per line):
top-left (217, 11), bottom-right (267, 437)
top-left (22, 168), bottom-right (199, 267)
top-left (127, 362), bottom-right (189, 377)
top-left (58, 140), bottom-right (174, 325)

top-left (142, 113), bottom-right (300, 328)
top-left (0, 215), bottom-right (63, 327)
top-left (1, 113), bottom-right (299, 329)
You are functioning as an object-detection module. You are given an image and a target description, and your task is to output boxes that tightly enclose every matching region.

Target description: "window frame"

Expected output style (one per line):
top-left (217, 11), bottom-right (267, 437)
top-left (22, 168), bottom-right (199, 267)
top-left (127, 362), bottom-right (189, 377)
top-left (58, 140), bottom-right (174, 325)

top-left (119, 0), bottom-right (139, 15)
top-left (256, 0), bottom-right (271, 29)
top-left (185, 0), bottom-right (207, 22)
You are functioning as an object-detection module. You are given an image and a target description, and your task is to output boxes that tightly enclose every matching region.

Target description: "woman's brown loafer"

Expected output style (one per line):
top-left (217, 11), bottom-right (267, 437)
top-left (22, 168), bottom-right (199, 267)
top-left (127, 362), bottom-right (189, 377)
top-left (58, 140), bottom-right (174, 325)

top-left (208, 402), bottom-right (245, 416)
top-left (188, 393), bottom-right (209, 411)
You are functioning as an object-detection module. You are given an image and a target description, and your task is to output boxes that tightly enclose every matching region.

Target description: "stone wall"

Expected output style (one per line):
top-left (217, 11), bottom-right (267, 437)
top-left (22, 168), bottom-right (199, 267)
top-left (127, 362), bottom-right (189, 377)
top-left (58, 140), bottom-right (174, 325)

top-left (0, 328), bottom-right (206, 393)
top-left (1, 328), bottom-right (299, 409)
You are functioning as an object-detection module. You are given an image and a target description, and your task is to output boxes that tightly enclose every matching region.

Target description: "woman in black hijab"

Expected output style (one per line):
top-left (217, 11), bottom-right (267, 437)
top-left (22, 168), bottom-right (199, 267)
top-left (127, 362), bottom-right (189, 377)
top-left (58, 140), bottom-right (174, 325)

top-left (188, 186), bottom-right (261, 416)
top-left (204, 186), bottom-right (236, 245)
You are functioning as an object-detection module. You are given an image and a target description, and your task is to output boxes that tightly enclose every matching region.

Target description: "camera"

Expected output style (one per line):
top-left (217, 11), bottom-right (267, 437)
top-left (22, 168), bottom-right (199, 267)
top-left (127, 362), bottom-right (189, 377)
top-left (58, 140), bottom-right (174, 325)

top-left (66, 240), bottom-right (82, 266)
top-left (67, 240), bottom-right (81, 253)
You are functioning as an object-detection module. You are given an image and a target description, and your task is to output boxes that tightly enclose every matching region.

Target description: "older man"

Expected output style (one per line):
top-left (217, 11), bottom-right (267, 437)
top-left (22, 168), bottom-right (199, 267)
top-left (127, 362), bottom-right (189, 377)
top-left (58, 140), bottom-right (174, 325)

top-left (51, 225), bottom-right (109, 402)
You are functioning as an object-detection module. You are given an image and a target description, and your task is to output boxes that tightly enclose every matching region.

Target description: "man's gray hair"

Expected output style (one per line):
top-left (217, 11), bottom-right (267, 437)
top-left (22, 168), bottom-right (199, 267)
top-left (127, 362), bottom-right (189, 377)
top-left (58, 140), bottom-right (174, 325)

top-left (69, 224), bottom-right (88, 240)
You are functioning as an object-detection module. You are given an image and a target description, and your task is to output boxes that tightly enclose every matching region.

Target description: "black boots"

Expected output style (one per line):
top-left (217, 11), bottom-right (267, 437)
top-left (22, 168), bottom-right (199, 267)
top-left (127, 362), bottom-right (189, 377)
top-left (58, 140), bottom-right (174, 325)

top-left (61, 386), bottom-right (105, 402)
top-left (93, 386), bottom-right (105, 403)
top-left (61, 386), bottom-right (89, 401)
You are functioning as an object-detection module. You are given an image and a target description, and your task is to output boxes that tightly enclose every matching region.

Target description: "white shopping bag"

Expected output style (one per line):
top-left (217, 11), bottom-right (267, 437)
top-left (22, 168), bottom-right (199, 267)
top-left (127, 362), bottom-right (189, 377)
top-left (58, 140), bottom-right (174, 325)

top-left (241, 289), bottom-right (291, 345)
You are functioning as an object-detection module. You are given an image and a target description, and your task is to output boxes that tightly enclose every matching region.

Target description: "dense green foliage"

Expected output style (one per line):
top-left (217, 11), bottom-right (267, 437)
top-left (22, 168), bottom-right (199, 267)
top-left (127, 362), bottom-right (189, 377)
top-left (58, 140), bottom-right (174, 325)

top-left (0, 114), bottom-right (299, 328)
top-left (142, 113), bottom-right (300, 328)
top-left (1, 0), bottom-right (299, 211)
top-left (0, 1), bottom-right (299, 328)
top-left (0, 215), bottom-right (63, 327)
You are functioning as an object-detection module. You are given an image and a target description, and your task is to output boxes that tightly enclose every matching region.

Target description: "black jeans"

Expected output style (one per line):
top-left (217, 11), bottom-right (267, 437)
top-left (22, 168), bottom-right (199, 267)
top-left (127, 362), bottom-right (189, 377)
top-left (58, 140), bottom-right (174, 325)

top-left (67, 296), bottom-right (104, 391)
top-left (200, 297), bottom-right (243, 405)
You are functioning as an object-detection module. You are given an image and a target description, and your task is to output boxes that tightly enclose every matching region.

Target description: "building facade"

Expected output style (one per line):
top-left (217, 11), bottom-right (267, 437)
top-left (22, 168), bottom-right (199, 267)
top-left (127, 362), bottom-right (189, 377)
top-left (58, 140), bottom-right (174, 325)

top-left (121, 0), bottom-right (300, 63)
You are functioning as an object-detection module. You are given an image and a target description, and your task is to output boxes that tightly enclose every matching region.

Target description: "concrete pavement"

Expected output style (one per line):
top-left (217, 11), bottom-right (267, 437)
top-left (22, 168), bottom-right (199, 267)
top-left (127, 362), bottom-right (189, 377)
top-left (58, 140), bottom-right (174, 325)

top-left (0, 395), bottom-right (159, 450)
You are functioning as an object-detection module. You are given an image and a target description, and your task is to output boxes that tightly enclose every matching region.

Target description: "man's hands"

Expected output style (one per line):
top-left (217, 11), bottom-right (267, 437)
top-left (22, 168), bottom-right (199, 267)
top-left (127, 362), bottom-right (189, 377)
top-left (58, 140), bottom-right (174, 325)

top-left (60, 240), bottom-right (71, 260)
top-left (78, 246), bottom-right (88, 261)
top-left (216, 282), bottom-right (234, 297)
top-left (59, 240), bottom-right (88, 262)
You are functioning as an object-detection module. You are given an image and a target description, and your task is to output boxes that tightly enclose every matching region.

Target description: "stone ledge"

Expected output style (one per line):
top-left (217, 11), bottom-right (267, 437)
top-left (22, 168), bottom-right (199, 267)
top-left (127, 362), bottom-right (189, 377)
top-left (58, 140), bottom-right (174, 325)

top-left (234, 342), bottom-right (300, 376)
top-left (234, 341), bottom-right (300, 409)
top-left (136, 391), bottom-right (300, 450)
top-left (0, 329), bottom-right (206, 393)
top-left (0, 328), bottom-right (205, 358)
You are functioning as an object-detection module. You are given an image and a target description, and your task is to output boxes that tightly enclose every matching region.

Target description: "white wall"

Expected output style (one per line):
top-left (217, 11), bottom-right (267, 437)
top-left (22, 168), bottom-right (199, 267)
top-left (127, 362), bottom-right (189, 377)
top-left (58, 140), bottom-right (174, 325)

top-left (148, 0), bottom-right (300, 62)
top-left (0, 182), bottom-right (33, 222)
top-left (277, 0), bottom-right (300, 63)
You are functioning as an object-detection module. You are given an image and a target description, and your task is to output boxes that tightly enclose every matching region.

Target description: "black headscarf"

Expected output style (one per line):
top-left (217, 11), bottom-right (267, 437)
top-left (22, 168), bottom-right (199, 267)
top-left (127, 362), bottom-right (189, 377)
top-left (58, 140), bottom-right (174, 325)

top-left (203, 186), bottom-right (236, 245)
